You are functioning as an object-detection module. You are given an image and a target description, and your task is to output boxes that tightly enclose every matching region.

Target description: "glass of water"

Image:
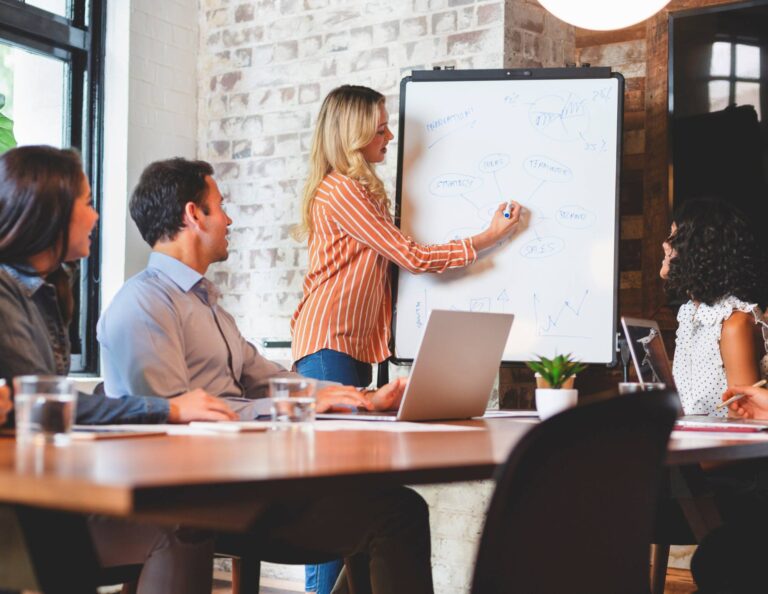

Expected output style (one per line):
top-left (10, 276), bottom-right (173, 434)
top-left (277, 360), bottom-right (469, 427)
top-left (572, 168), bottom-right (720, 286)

top-left (269, 377), bottom-right (317, 429)
top-left (14, 375), bottom-right (77, 446)
top-left (618, 382), bottom-right (666, 395)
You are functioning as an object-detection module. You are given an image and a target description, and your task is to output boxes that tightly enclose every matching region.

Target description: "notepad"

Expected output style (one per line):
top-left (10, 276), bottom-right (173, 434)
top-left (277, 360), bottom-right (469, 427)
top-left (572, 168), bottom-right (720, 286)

top-left (189, 421), bottom-right (271, 433)
top-left (674, 417), bottom-right (768, 433)
top-left (71, 426), bottom-right (167, 440)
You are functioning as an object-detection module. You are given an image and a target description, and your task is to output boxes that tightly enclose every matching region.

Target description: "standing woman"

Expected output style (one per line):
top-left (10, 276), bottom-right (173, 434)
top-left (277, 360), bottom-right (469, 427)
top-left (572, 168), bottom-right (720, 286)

top-left (661, 197), bottom-right (768, 417)
top-left (290, 85), bottom-right (521, 593)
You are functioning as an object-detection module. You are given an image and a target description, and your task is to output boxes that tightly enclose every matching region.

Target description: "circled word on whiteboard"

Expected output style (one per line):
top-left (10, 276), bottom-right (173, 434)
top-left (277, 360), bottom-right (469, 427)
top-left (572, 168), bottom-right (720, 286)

top-left (429, 173), bottom-right (483, 197)
top-left (556, 205), bottom-right (595, 229)
top-left (520, 237), bottom-right (565, 259)
top-left (524, 156), bottom-right (573, 183)
top-left (479, 153), bottom-right (510, 173)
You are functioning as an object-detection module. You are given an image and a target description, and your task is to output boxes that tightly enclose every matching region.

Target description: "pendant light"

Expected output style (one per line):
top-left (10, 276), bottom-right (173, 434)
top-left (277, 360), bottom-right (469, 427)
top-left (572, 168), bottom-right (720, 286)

top-left (538, 0), bottom-right (672, 31)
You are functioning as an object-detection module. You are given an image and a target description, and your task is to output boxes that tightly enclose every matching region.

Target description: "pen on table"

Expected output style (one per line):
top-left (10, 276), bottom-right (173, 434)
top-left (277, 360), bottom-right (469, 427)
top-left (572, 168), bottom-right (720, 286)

top-left (717, 379), bottom-right (768, 410)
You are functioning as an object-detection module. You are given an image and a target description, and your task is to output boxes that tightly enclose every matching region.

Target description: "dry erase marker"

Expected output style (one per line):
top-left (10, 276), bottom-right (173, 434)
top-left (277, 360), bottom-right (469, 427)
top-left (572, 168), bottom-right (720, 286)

top-left (717, 379), bottom-right (768, 410)
top-left (503, 201), bottom-right (515, 218)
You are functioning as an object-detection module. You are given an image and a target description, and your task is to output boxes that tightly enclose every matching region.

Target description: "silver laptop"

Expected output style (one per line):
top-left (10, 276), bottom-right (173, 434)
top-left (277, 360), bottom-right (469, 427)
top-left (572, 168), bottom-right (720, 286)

top-left (318, 310), bottom-right (514, 422)
top-left (620, 316), bottom-right (675, 388)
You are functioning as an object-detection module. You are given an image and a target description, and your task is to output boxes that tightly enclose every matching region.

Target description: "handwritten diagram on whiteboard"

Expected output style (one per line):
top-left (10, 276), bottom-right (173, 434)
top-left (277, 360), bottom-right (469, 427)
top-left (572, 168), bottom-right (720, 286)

top-left (394, 75), bottom-right (621, 363)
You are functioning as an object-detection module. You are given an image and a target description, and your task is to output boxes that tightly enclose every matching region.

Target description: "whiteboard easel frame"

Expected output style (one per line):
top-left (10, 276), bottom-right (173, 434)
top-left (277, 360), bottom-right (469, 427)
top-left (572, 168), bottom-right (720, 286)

top-left (390, 67), bottom-right (624, 366)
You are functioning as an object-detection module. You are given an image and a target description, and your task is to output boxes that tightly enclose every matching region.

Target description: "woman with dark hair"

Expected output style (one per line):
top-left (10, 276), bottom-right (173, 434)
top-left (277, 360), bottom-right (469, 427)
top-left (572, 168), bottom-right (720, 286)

top-left (660, 197), bottom-right (768, 416)
top-left (0, 145), bottom-right (235, 594)
top-left (0, 145), bottom-right (236, 425)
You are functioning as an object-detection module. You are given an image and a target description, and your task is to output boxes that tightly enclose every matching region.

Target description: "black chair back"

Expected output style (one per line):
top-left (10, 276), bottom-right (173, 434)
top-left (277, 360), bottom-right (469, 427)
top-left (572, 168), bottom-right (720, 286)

top-left (471, 390), bottom-right (678, 594)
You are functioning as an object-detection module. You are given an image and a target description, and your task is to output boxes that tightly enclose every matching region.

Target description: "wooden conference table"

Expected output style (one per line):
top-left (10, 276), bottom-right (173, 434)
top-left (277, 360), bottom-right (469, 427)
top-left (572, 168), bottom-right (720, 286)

top-left (2, 417), bottom-right (768, 591)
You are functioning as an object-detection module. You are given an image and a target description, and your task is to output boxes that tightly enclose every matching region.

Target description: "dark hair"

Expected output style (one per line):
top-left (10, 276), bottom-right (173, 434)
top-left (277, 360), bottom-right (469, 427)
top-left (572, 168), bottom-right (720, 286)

top-left (130, 158), bottom-right (214, 246)
top-left (666, 197), bottom-right (768, 307)
top-left (0, 145), bottom-right (83, 265)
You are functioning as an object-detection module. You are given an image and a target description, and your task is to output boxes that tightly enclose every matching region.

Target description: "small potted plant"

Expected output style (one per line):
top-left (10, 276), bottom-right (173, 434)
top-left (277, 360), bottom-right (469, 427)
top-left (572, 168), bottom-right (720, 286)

top-left (526, 353), bottom-right (585, 420)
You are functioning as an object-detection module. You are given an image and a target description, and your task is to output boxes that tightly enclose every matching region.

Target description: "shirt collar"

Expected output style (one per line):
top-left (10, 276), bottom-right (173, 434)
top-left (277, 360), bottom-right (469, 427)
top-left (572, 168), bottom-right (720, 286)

top-left (0, 263), bottom-right (46, 297)
top-left (147, 252), bottom-right (204, 293)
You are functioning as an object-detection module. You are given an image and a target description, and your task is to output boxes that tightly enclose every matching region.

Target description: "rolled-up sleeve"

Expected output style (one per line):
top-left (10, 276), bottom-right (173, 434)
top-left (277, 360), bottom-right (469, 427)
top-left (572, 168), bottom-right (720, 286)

top-left (324, 178), bottom-right (477, 274)
top-left (76, 391), bottom-right (170, 424)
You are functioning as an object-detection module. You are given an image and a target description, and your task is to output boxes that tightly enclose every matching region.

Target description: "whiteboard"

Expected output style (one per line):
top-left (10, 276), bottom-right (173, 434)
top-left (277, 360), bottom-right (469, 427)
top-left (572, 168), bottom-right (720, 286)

top-left (393, 69), bottom-right (622, 364)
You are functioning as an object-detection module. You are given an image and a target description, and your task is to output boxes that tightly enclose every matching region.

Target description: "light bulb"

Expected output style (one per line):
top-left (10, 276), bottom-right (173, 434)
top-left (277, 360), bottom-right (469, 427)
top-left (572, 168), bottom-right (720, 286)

top-left (538, 0), bottom-right (672, 31)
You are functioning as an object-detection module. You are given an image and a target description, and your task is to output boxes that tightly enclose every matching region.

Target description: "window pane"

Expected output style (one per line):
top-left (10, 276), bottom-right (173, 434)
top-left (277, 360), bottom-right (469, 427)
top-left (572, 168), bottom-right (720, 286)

top-left (736, 81), bottom-right (762, 121)
top-left (708, 80), bottom-right (730, 112)
top-left (0, 42), bottom-right (68, 149)
top-left (25, 0), bottom-right (71, 19)
top-left (710, 41), bottom-right (732, 77)
top-left (736, 43), bottom-right (760, 79)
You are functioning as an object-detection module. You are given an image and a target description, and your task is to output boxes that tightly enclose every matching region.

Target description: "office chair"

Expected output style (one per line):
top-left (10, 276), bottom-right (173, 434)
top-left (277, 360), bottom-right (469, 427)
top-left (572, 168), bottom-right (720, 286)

top-left (471, 389), bottom-right (678, 594)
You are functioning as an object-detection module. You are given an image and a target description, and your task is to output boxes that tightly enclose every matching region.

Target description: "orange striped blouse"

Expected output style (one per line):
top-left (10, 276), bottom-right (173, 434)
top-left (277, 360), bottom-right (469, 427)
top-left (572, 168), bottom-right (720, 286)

top-left (291, 172), bottom-right (477, 364)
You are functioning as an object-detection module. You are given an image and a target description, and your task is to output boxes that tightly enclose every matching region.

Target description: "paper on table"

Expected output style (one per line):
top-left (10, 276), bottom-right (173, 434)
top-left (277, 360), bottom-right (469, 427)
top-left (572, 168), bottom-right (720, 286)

top-left (189, 421), bottom-right (271, 433)
top-left (71, 426), bottom-right (167, 440)
top-left (482, 410), bottom-right (539, 418)
top-left (314, 420), bottom-right (482, 432)
top-left (671, 430), bottom-right (768, 441)
top-left (79, 424), bottom-right (222, 436)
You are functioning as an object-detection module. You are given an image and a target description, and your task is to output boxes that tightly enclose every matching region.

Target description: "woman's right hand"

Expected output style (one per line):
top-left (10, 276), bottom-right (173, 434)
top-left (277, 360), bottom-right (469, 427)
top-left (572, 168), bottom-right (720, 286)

top-left (722, 385), bottom-right (768, 419)
top-left (472, 201), bottom-right (522, 251)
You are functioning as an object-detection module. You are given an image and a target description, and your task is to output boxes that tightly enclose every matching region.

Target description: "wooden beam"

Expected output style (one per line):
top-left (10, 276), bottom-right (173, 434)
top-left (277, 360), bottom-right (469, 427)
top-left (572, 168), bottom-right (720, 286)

top-left (642, 10), bottom-right (672, 321)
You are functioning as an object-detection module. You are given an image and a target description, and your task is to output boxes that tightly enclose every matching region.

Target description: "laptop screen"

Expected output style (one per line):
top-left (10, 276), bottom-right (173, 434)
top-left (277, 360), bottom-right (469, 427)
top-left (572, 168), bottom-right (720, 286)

top-left (621, 317), bottom-right (675, 388)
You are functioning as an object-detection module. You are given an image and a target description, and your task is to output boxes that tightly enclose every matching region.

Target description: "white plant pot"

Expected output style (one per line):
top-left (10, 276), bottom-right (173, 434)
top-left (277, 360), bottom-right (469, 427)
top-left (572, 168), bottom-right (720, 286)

top-left (535, 388), bottom-right (578, 420)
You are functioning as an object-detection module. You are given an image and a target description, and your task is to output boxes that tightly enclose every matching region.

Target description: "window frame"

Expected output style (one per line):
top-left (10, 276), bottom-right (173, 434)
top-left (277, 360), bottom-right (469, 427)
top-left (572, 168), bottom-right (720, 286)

top-left (709, 37), bottom-right (762, 111)
top-left (0, 0), bottom-right (106, 374)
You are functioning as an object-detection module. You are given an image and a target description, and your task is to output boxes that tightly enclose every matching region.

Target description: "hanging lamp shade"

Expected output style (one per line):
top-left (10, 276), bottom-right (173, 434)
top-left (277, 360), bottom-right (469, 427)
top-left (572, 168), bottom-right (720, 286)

top-left (538, 0), bottom-right (672, 31)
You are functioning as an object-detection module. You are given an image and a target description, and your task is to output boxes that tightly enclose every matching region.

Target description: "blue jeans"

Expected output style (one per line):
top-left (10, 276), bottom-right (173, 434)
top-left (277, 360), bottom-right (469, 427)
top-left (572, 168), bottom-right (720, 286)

top-left (295, 348), bottom-right (373, 388)
top-left (295, 349), bottom-right (373, 593)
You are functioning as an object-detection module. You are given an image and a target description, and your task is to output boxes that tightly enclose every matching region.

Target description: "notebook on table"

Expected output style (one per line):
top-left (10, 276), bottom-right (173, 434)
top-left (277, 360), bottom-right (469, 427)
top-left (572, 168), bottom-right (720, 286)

top-left (317, 310), bottom-right (514, 422)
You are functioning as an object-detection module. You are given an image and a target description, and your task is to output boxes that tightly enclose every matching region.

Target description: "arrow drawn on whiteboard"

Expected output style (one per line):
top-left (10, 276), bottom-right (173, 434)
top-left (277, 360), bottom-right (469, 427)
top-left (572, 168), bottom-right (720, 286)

top-left (533, 290), bottom-right (591, 338)
top-left (428, 119), bottom-right (478, 149)
top-left (497, 289), bottom-right (510, 312)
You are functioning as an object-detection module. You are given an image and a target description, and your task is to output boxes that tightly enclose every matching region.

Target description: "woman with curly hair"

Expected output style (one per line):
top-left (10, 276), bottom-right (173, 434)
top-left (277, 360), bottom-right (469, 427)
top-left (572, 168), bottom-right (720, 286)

top-left (661, 197), bottom-right (768, 416)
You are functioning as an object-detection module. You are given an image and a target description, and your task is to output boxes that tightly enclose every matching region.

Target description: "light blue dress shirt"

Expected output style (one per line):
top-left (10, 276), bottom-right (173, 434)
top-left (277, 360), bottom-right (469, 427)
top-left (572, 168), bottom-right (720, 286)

top-left (98, 252), bottom-right (298, 418)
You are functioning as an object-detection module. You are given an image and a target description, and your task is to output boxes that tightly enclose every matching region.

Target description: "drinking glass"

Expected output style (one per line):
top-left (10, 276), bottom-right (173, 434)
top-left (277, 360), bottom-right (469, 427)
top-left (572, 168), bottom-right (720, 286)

top-left (618, 382), bottom-right (666, 395)
top-left (269, 377), bottom-right (317, 429)
top-left (14, 375), bottom-right (77, 445)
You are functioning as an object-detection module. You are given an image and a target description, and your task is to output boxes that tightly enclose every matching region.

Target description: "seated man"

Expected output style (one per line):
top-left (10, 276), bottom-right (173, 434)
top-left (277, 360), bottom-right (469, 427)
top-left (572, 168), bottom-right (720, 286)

top-left (97, 158), bottom-right (433, 594)
top-left (98, 158), bottom-right (402, 417)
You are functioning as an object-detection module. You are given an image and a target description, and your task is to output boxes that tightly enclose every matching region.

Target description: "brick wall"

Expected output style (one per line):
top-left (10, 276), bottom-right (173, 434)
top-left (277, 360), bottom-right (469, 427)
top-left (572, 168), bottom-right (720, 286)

top-left (198, 0), bottom-right (529, 342)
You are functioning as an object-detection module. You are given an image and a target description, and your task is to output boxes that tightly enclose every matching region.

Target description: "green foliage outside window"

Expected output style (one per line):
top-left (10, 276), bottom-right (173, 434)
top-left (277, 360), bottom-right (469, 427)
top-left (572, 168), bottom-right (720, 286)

top-left (0, 93), bottom-right (16, 153)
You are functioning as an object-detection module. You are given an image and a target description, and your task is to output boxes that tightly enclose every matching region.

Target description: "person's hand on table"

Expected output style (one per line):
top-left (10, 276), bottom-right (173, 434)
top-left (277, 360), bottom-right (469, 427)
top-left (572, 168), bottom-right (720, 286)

top-left (168, 389), bottom-right (238, 423)
top-left (722, 385), bottom-right (768, 419)
top-left (368, 377), bottom-right (408, 411)
top-left (316, 385), bottom-right (375, 413)
top-left (316, 378), bottom-right (408, 413)
top-left (0, 380), bottom-right (12, 426)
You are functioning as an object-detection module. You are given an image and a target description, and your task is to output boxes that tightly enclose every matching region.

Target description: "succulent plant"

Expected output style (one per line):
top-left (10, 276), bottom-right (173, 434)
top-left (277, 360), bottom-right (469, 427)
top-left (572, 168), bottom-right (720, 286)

top-left (526, 353), bottom-right (586, 389)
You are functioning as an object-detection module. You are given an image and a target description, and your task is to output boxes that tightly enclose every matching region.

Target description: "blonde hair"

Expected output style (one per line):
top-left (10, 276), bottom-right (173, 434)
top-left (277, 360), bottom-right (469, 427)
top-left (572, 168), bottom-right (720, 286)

top-left (294, 85), bottom-right (390, 240)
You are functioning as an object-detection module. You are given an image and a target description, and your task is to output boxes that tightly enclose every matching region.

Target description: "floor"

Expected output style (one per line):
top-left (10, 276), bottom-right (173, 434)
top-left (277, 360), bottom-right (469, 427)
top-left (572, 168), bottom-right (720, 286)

top-left (22, 567), bottom-right (697, 593)
top-left (208, 568), bottom-right (697, 593)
